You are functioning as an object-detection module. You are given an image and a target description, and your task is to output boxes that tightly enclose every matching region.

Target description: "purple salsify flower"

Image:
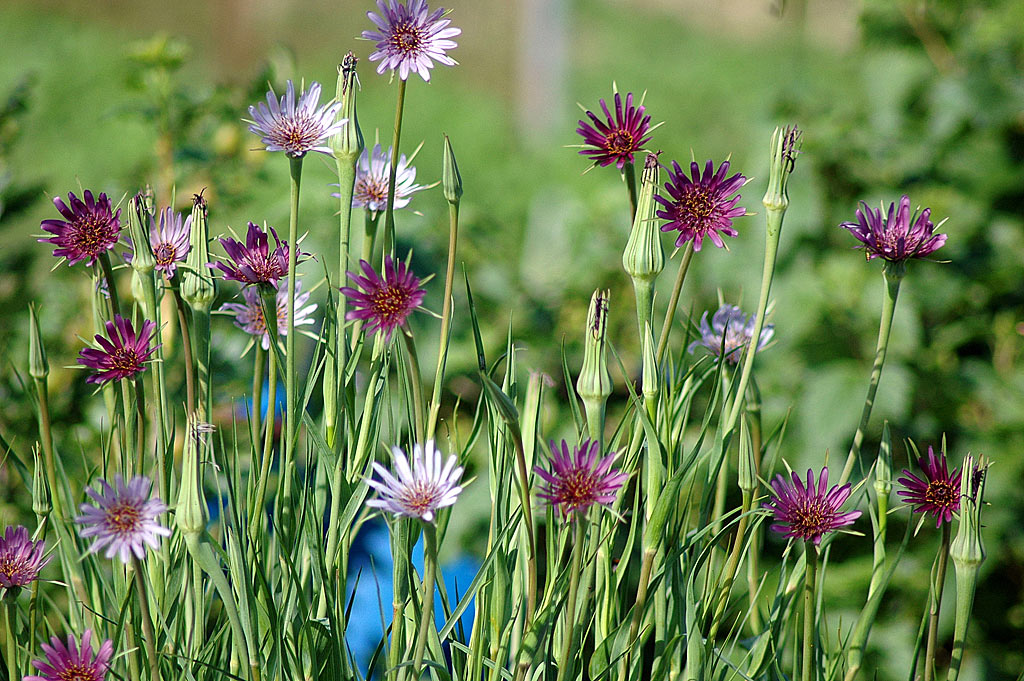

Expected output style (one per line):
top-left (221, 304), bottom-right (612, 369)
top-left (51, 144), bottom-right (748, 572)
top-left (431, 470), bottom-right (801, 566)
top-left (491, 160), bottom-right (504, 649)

top-left (535, 439), bottom-right (629, 519)
top-left (0, 525), bottom-right (50, 591)
top-left (688, 304), bottom-right (774, 365)
top-left (220, 277), bottom-right (317, 350)
top-left (125, 206), bottom-right (192, 278)
top-left (39, 190), bottom-right (122, 267)
top-left (840, 194), bottom-right (947, 262)
top-left (210, 221), bottom-right (298, 287)
top-left (340, 255), bottom-right (426, 341)
top-left (24, 630), bottom-right (114, 681)
top-left (763, 467), bottom-right (861, 545)
top-left (247, 80), bottom-right (346, 158)
top-left (75, 475), bottom-right (171, 563)
top-left (366, 441), bottom-right (464, 523)
top-left (77, 314), bottom-right (159, 385)
top-left (656, 159), bottom-right (747, 251)
top-left (897, 446), bottom-right (962, 527)
top-left (336, 143), bottom-right (426, 214)
top-left (576, 92), bottom-right (652, 170)
top-left (363, 0), bottom-right (461, 82)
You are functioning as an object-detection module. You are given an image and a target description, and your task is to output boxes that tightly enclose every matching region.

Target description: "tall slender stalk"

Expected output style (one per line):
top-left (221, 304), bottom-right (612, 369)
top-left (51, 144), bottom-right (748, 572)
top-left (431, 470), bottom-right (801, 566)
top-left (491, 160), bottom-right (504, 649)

top-left (133, 558), bottom-right (160, 680)
top-left (556, 519), bottom-right (587, 681)
top-left (426, 197), bottom-right (460, 443)
top-left (623, 161), bottom-right (638, 219)
top-left (923, 523), bottom-right (951, 681)
top-left (251, 346), bottom-right (265, 448)
top-left (4, 599), bottom-right (17, 681)
top-left (802, 542), bottom-right (818, 681)
top-left (382, 79), bottom-right (407, 257)
top-left (401, 329), bottom-right (425, 445)
top-left (411, 523), bottom-right (439, 679)
top-left (98, 252), bottom-right (122, 320)
top-left (282, 156), bottom-right (304, 522)
top-left (172, 287), bottom-right (197, 413)
top-left (655, 244), bottom-right (695, 364)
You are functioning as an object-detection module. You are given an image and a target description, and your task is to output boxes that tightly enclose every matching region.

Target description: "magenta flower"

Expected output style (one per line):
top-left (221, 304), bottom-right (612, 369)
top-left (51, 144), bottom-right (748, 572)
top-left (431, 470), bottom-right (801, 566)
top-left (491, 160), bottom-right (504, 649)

top-left (126, 206), bottom-right (192, 278)
top-left (688, 304), bottom-right (774, 364)
top-left (576, 92), bottom-right (652, 170)
top-left (211, 222), bottom-right (297, 287)
top-left (77, 315), bottom-right (158, 385)
top-left (363, 0), bottom-right (461, 82)
top-left (764, 467), bottom-right (861, 545)
top-left (897, 446), bottom-right (962, 527)
top-left (75, 475), bottom-right (171, 563)
top-left (656, 160), bottom-right (747, 251)
top-left (247, 80), bottom-right (345, 158)
top-left (840, 195), bottom-right (947, 262)
top-left (219, 277), bottom-right (317, 350)
top-left (25, 630), bottom-right (113, 681)
top-left (340, 255), bottom-right (426, 341)
top-left (339, 143), bottom-right (426, 214)
top-left (366, 441), bottom-right (464, 523)
top-left (39, 190), bottom-right (122, 267)
top-left (0, 526), bottom-right (50, 591)
top-left (535, 439), bottom-right (629, 519)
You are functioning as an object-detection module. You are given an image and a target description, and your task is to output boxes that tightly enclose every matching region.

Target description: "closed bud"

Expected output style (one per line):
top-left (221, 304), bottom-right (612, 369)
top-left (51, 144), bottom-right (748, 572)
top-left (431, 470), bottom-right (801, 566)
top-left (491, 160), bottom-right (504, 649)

top-left (32, 445), bottom-right (51, 521)
top-left (576, 290), bottom-right (612, 441)
top-left (182, 191), bottom-right (216, 310)
top-left (176, 413), bottom-right (211, 537)
top-left (950, 454), bottom-right (987, 570)
top-left (874, 422), bottom-right (893, 498)
top-left (330, 52), bottom-right (364, 163)
top-left (623, 153), bottom-right (663, 334)
top-left (442, 134), bottom-right (463, 205)
top-left (762, 125), bottom-right (800, 214)
top-left (737, 415), bottom-right (757, 493)
top-left (28, 304), bottom-right (49, 380)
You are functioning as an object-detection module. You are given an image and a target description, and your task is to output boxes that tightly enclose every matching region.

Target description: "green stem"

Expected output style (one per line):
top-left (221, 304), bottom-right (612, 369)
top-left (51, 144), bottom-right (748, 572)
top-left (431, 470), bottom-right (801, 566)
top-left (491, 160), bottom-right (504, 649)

top-left (252, 293), bottom-right (279, 539)
top-left (98, 252), bottom-right (122, 320)
top-left (172, 287), bottom-right (197, 414)
top-left (655, 244), bottom-right (695, 365)
top-left (133, 558), bottom-right (161, 680)
top-left (251, 346), bottom-right (265, 448)
top-left (401, 330), bottom-right (425, 445)
top-left (924, 523), bottom-right (951, 681)
top-left (282, 156), bottom-right (304, 522)
top-left (4, 598), bottom-right (17, 681)
top-left (556, 519), bottom-right (587, 681)
top-left (947, 566), bottom-right (979, 681)
top-left (623, 161), bottom-right (638, 219)
top-left (411, 523), bottom-right (439, 679)
top-left (139, 271), bottom-right (168, 498)
top-left (426, 201), bottom-right (460, 443)
top-left (803, 542), bottom-right (818, 681)
top-left (329, 155), bottom-right (358, 446)
top-left (133, 378), bottom-right (146, 475)
top-left (351, 210), bottom-right (382, 354)
top-left (709, 490), bottom-right (753, 641)
top-left (382, 79), bottom-right (408, 257)
top-left (33, 379), bottom-right (63, 522)
top-left (619, 548), bottom-right (657, 681)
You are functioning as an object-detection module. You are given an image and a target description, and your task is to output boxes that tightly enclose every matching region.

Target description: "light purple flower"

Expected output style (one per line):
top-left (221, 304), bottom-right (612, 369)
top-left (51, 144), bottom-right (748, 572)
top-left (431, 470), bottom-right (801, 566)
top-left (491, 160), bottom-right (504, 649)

top-left (337, 143), bottom-right (426, 213)
top-left (77, 314), bottom-right (159, 385)
top-left (763, 467), bottom-right (861, 545)
top-left (688, 304), bottom-right (774, 364)
top-left (210, 221), bottom-right (298, 287)
top-left (840, 195), bottom-right (947, 262)
top-left (75, 475), bottom-right (171, 563)
top-left (25, 630), bottom-right (113, 681)
top-left (340, 255), bottom-right (426, 341)
top-left (535, 439), bottom-right (629, 519)
top-left (39, 190), bottom-right (122, 267)
top-left (366, 441), bottom-right (464, 523)
top-left (220, 277), bottom-right (317, 350)
top-left (575, 92), bottom-right (652, 170)
top-left (656, 160), bottom-right (747, 251)
top-left (363, 0), bottom-right (461, 82)
top-left (247, 80), bottom-right (346, 158)
top-left (0, 525), bottom-right (50, 591)
top-left (897, 446), bottom-right (962, 527)
top-left (126, 206), bottom-right (192, 278)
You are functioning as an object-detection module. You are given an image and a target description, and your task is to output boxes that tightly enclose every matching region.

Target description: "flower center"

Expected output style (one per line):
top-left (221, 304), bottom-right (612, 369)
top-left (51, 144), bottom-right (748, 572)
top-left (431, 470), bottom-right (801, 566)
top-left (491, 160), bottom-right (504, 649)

top-left (925, 480), bottom-right (958, 509)
top-left (0, 555), bottom-right (25, 578)
top-left (154, 242), bottom-right (177, 266)
top-left (71, 215), bottom-right (115, 257)
top-left (680, 187), bottom-right (716, 225)
top-left (390, 21), bottom-right (423, 54)
top-left (370, 285), bottom-right (412, 323)
top-left (792, 499), bottom-right (831, 537)
top-left (605, 129), bottom-right (635, 156)
top-left (277, 116), bottom-right (321, 156)
top-left (559, 469), bottom-right (597, 510)
top-left (357, 177), bottom-right (389, 207)
top-left (59, 664), bottom-right (99, 681)
top-left (109, 348), bottom-right (142, 374)
top-left (400, 481), bottom-right (439, 516)
top-left (105, 501), bottom-right (142, 535)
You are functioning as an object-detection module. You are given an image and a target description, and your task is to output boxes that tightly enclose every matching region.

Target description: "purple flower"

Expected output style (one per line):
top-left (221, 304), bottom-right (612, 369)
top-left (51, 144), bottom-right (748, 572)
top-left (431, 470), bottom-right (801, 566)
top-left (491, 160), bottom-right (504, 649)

top-left (656, 160), bottom-right (747, 251)
top-left (763, 467), bottom-right (861, 545)
top-left (75, 475), bottom-right (171, 563)
top-left (363, 0), bottom-right (461, 82)
top-left (688, 304), bottom-right (774, 364)
top-left (0, 525), bottom-right (50, 591)
top-left (25, 630), bottom-right (113, 681)
top-left (897, 446), bottom-right (962, 527)
top-left (366, 441), bottom-right (464, 523)
top-left (77, 314), bottom-right (158, 385)
top-left (219, 277), bottom-right (317, 350)
top-left (39, 190), bottom-right (122, 267)
top-left (840, 195), bottom-right (947, 262)
top-left (211, 222), bottom-right (298, 287)
top-left (337, 143), bottom-right (426, 214)
top-left (247, 80), bottom-right (345, 158)
top-left (340, 255), bottom-right (426, 341)
top-left (126, 206), bottom-right (192, 278)
top-left (575, 92), bottom-right (652, 170)
top-left (535, 439), bottom-right (629, 519)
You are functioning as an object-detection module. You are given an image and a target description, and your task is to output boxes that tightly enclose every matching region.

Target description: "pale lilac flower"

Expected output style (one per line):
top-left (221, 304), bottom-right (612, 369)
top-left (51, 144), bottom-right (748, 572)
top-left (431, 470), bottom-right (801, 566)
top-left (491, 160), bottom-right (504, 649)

top-left (39, 190), bottom-right (122, 267)
top-left (126, 206), bottom-right (192, 278)
top-left (840, 195), bottom-right (947, 262)
top-left (763, 467), bottom-right (861, 545)
top-left (688, 304), bottom-right (774, 364)
top-left (366, 441), bottom-right (464, 523)
top-left (0, 525), bottom-right (50, 591)
top-left (219, 277), bottom-right (317, 350)
top-left (247, 80), bottom-right (346, 158)
top-left (535, 439), bottom-right (628, 519)
top-left (363, 0), bottom-right (461, 82)
top-left (337, 143), bottom-right (426, 213)
top-left (75, 475), bottom-right (171, 563)
top-left (25, 630), bottom-right (113, 681)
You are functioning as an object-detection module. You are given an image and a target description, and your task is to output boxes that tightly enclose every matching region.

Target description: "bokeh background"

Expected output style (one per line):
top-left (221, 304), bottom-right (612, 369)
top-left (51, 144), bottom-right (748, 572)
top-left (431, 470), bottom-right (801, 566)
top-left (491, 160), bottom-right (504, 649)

top-left (0, 0), bottom-right (1022, 678)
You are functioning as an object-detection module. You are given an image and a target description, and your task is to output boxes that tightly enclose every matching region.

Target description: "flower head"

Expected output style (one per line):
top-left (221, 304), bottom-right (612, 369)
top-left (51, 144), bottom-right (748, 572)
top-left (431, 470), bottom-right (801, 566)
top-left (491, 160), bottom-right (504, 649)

top-left (340, 255), bottom-right (426, 341)
top-left (39, 190), bottom-right (122, 267)
top-left (211, 222), bottom-right (298, 287)
top-left (366, 441), bottom-right (464, 522)
top-left (656, 160), bottom-right (747, 250)
top-left (247, 80), bottom-right (345, 158)
top-left (688, 304), bottom-right (773, 364)
top-left (127, 206), bottom-right (192, 278)
top-left (338, 143), bottom-right (426, 213)
top-left (24, 630), bottom-right (113, 681)
top-left (0, 526), bottom-right (50, 591)
top-left (840, 195), bottom-right (947, 262)
top-left (535, 439), bottom-right (629, 518)
top-left (763, 467), bottom-right (861, 545)
top-left (77, 314), bottom-right (159, 385)
top-left (75, 475), bottom-right (171, 563)
top-left (220, 277), bottom-right (317, 350)
top-left (576, 92), bottom-right (652, 170)
top-left (363, 0), bottom-right (461, 82)
top-left (897, 446), bottom-right (962, 527)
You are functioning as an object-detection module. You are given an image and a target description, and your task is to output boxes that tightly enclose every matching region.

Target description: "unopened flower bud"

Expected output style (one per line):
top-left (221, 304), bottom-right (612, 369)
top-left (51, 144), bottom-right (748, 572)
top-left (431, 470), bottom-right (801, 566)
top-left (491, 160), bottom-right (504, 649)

top-left (32, 445), bottom-right (51, 521)
top-left (623, 153), bottom-right (663, 334)
top-left (330, 52), bottom-right (364, 163)
top-left (442, 134), bottom-right (463, 205)
top-left (576, 290), bottom-right (612, 441)
top-left (950, 454), bottom-right (987, 570)
top-left (874, 421), bottom-right (893, 499)
top-left (28, 304), bottom-right (49, 380)
top-left (176, 413), bottom-right (210, 537)
top-left (127, 193), bottom-right (156, 276)
top-left (737, 415), bottom-right (757, 494)
top-left (763, 125), bottom-right (800, 216)
top-left (182, 191), bottom-right (216, 310)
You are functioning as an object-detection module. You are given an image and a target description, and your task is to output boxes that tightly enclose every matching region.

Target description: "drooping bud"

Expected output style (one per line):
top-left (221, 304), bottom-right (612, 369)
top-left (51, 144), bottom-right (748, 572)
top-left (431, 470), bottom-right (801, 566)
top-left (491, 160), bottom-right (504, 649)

top-left (623, 153), bottom-right (663, 336)
top-left (28, 304), bottom-right (48, 380)
top-left (576, 290), bottom-right (613, 443)
top-left (126, 192), bottom-right (156, 275)
top-left (442, 134), bottom-right (463, 206)
top-left (181, 191), bottom-right (215, 311)
top-left (32, 445), bottom-right (51, 522)
top-left (762, 125), bottom-right (800, 217)
top-left (330, 52), bottom-right (364, 163)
